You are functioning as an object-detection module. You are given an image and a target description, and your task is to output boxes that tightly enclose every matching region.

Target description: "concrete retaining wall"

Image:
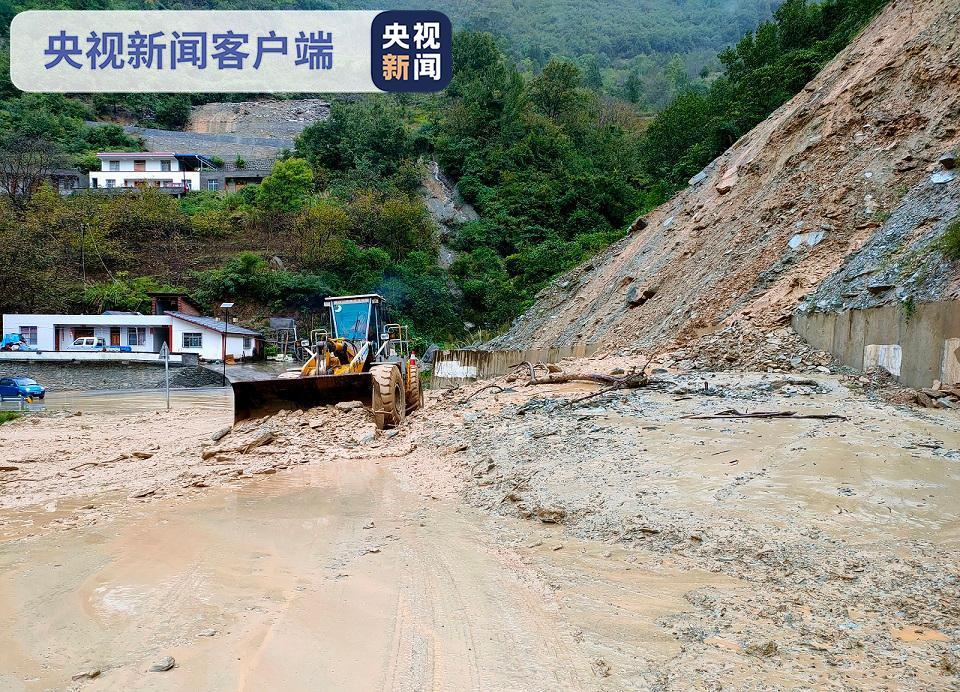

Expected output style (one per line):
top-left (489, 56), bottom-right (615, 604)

top-left (0, 360), bottom-right (217, 392)
top-left (0, 351), bottom-right (193, 364)
top-left (431, 343), bottom-right (598, 387)
top-left (793, 301), bottom-right (960, 389)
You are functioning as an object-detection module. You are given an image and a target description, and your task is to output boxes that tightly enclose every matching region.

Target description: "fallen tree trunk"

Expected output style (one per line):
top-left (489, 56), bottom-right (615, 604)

top-left (684, 408), bottom-right (847, 421)
top-left (525, 372), bottom-right (647, 387)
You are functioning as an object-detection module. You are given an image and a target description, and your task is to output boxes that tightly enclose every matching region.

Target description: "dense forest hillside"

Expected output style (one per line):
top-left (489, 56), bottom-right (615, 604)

top-left (0, 0), bottom-right (781, 107)
top-left (358, 0), bottom-right (782, 107)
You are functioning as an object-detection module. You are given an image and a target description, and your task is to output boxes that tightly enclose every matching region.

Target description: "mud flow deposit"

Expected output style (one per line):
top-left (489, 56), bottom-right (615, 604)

top-left (1, 364), bottom-right (958, 690)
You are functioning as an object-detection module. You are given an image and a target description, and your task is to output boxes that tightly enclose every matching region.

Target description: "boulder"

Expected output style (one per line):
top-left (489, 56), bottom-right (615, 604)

top-left (535, 506), bottom-right (567, 523)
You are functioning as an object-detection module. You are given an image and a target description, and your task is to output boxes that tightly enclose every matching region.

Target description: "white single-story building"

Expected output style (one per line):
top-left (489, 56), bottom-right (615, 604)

top-left (2, 294), bottom-right (261, 362)
top-left (88, 152), bottom-right (217, 191)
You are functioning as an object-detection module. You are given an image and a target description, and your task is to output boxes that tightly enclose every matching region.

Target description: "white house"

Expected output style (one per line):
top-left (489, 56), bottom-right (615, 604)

top-left (88, 153), bottom-right (216, 191)
top-left (3, 294), bottom-right (261, 362)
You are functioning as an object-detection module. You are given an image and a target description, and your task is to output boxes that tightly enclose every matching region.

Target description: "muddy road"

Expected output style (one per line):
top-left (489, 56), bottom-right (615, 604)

top-left (0, 457), bottom-right (717, 691)
top-left (1, 366), bottom-right (959, 689)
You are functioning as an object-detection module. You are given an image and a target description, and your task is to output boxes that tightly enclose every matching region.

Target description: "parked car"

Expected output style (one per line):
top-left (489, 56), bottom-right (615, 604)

top-left (0, 377), bottom-right (45, 399)
top-left (68, 337), bottom-right (106, 350)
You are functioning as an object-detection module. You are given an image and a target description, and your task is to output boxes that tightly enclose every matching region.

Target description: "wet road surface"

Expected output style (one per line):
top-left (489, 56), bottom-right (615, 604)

top-left (0, 458), bottom-right (722, 690)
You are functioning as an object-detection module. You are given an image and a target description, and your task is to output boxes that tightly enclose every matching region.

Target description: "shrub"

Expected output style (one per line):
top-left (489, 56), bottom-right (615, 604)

top-left (941, 218), bottom-right (960, 260)
top-left (256, 158), bottom-right (314, 214)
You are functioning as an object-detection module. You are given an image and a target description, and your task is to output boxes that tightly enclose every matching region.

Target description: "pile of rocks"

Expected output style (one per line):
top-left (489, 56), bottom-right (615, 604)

top-left (661, 324), bottom-right (834, 374)
top-left (188, 401), bottom-right (395, 482)
top-left (847, 367), bottom-right (960, 409)
top-left (913, 383), bottom-right (960, 409)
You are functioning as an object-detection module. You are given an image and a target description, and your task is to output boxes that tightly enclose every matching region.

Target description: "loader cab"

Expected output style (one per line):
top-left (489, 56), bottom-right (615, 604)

top-left (325, 294), bottom-right (385, 344)
top-left (322, 294), bottom-right (409, 364)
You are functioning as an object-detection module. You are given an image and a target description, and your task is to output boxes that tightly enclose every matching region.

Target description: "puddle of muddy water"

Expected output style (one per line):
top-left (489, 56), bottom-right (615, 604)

top-left (591, 401), bottom-right (960, 547)
top-left (0, 387), bottom-right (232, 416)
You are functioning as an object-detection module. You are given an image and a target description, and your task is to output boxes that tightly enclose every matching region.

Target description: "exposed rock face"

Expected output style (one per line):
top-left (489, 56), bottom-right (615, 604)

top-left (420, 161), bottom-right (479, 269)
top-left (801, 166), bottom-right (960, 314)
top-left (187, 99), bottom-right (331, 139)
top-left (491, 0), bottom-right (960, 353)
top-left (118, 99), bottom-right (332, 159)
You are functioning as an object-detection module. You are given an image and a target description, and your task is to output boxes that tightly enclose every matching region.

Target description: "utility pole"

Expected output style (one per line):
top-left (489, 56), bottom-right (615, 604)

top-left (159, 342), bottom-right (170, 410)
top-left (80, 220), bottom-right (86, 283)
top-left (220, 302), bottom-right (234, 388)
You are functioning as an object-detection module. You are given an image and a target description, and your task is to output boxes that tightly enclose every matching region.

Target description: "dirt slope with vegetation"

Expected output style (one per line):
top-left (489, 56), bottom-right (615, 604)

top-left (494, 0), bottom-right (960, 353)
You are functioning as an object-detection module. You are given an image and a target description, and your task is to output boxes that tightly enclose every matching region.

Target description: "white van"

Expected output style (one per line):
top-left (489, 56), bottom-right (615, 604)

top-left (68, 337), bottom-right (106, 350)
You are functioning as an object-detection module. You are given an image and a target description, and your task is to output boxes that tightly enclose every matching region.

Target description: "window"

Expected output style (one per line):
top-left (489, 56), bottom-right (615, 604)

top-left (20, 326), bottom-right (37, 345)
top-left (109, 160), bottom-right (120, 171)
top-left (134, 160), bottom-right (146, 172)
top-left (161, 160), bottom-right (171, 172)
top-left (92, 178), bottom-right (99, 189)
top-left (106, 179), bottom-right (116, 188)
top-left (182, 332), bottom-right (202, 349)
top-left (207, 179), bottom-right (220, 191)
top-left (243, 337), bottom-right (252, 349)
top-left (331, 300), bottom-right (371, 340)
top-left (127, 327), bottom-right (146, 346)
top-left (185, 179), bottom-right (194, 190)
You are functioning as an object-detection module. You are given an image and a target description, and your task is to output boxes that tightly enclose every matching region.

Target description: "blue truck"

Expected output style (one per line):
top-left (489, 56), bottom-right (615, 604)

top-left (1, 333), bottom-right (41, 352)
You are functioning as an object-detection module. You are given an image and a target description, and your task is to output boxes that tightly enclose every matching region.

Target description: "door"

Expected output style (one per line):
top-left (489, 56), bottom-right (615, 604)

top-left (0, 378), bottom-right (14, 396)
top-left (110, 327), bottom-right (121, 346)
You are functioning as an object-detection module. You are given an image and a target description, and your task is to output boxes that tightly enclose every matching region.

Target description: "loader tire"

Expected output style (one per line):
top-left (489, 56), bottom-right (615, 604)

top-left (405, 361), bottom-right (423, 413)
top-left (371, 364), bottom-right (405, 430)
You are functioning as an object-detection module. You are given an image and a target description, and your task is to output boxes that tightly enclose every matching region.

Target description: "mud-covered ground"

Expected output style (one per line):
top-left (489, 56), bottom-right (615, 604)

top-left (1, 359), bottom-right (958, 689)
top-left (402, 366), bottom-right (960, 689)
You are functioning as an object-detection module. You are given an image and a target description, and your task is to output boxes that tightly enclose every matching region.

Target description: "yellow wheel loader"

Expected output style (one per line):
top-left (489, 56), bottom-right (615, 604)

top-left (231, 294), bottom-right (423, 428)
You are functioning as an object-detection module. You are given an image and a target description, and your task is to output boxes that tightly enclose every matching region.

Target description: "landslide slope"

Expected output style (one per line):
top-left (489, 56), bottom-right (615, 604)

top-left (492, 0), bottom-right (960, 352)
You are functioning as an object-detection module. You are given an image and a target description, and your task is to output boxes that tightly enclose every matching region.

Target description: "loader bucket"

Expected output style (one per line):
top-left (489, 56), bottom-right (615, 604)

top-left (231, 373), bottom-right (373, 423)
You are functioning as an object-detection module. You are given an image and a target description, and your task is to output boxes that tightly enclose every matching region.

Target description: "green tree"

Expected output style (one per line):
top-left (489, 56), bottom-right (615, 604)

top-left (449, 246), bottom-right (521, 329)
top-left (295, 100), bottom-right (409, 179)
top-left (624, 71), bottom-right (641, 104)
top-left (529, 59), bottom-right (584, 122)
top-left (664, 55), bottom-right (690, 94)
top-left (295, 200), bottom-right (352, 268)
top-left (582, 55), bottom-right (603, 91)
top-left (256, 157), bottom-right (314, 214)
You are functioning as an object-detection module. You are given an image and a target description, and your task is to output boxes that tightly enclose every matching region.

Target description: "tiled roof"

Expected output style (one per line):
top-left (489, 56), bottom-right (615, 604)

top-left (166, 312), bottom-right (262, 336)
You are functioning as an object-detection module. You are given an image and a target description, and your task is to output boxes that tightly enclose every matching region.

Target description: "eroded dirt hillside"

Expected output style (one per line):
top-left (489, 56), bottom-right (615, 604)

top-left (493, 0), bottom-right (960, 353)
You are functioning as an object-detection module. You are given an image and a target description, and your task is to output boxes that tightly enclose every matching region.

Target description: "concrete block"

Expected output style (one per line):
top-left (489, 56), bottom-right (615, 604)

top-left (940, 338), bottom-right (960, 385)
top-left (864, 344), bottom-right (902, 376)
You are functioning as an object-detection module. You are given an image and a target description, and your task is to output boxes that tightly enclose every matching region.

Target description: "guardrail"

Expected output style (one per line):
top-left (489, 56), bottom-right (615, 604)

top-left (0, 394), bottom-right (36, 410)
